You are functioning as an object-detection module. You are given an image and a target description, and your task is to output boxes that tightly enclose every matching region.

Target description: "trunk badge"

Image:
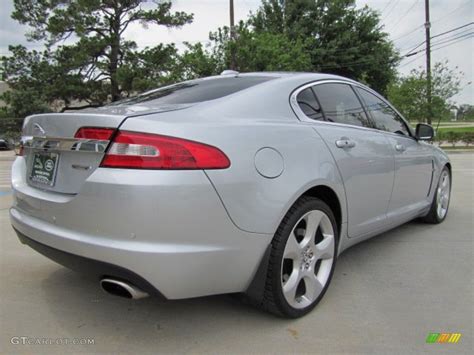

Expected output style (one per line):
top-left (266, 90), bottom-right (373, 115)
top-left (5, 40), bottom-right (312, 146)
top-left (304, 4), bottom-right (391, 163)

top-left (71, 164), bottom-right (92, 171)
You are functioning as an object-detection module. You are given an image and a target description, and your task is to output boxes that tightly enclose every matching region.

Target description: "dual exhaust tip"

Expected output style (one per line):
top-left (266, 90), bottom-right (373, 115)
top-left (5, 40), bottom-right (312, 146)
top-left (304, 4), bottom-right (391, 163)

top-left (100, 278), bottom-right (149, 300)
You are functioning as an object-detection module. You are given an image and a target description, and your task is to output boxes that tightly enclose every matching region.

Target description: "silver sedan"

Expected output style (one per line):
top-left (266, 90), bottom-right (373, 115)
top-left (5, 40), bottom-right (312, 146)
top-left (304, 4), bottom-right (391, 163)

top-left (10, 72), bottom-right (451, 318)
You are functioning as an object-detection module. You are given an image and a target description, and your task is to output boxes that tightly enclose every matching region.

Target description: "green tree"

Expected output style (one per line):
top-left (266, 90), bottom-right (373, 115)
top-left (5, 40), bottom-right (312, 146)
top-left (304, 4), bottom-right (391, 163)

top-left (3, 0), bottom-right (192, 113)
top-left (209, 23), bottom-right (313, 72)
top-left (1, 45), bottom-right (94, 117)
top-left (173, 42), bottom-right (223, 81)
top-left (117, 43), bottom-right (181, 95)
top-left (457, 104), bottom-right (474, 121)
top-left (247, 0), bottom-right (399, 93)
top-left (388, 61), bottom-right (463, 124)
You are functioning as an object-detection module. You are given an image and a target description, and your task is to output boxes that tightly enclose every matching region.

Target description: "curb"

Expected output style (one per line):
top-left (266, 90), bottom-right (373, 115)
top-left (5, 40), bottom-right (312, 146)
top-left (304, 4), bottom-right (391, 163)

top-left (444, 150), bottom-right (474, 154)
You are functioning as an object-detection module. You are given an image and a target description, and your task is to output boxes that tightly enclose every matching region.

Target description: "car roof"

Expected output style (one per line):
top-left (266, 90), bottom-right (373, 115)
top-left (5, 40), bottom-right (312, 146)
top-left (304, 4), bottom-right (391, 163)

top-left (225, 71), bottom-right (356, 82)
top-left (202, 71), bottom-right (360, 89)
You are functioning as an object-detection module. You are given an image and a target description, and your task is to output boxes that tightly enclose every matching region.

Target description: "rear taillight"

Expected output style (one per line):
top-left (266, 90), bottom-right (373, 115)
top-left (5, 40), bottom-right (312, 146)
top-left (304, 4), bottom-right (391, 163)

top-left (74, 127), bottom-right (115, 140)
top-left (100, 131), bottom-right (230, 170)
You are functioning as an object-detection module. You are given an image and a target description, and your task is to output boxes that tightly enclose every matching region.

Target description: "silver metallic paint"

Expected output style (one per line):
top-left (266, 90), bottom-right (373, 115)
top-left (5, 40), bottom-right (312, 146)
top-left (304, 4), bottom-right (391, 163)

top-left (10, 72), bottom-right (450, 299)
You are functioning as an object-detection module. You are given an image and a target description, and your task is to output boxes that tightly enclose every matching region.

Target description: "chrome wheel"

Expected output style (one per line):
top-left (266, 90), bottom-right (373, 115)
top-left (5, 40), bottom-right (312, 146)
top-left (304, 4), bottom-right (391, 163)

top-left (436, 170), bottom-right (450, 220)
top-left (281, 210), bottom-right (335, 309)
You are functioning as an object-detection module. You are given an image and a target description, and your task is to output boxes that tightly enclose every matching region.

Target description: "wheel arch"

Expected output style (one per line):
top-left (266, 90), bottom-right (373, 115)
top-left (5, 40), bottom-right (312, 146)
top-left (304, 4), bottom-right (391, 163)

top-left (445, 162), bottom-right (452, 175)
top-left (300, 185), bottom-right (342, 239)
top-left (268, 183), bottom-right (345, 243)
top-left (245, 184), bottom-right (343, 308)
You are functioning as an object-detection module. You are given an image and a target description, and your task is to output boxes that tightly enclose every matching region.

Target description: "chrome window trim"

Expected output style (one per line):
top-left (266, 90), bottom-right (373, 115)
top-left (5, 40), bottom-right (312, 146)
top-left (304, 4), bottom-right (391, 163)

top-left (289, 79), bottom-right (417, 140)
top-left (353, 85), bottom-right (416, 140)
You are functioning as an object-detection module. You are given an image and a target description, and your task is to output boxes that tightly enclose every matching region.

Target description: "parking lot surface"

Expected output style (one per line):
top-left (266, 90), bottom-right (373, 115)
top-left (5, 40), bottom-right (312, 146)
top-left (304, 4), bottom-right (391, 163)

top-left (0, 151), bottom-right (472, 354)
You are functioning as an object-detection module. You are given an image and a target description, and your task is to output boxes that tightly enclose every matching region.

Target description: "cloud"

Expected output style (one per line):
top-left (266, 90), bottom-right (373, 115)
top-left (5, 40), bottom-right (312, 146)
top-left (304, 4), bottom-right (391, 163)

top-left (0, 0), bottom-right (471, 104)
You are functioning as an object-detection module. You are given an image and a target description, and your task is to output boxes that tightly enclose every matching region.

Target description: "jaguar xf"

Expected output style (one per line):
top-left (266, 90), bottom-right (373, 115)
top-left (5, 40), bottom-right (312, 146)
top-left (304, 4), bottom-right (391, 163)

top-left (10, 72), bottom-right (451, 318)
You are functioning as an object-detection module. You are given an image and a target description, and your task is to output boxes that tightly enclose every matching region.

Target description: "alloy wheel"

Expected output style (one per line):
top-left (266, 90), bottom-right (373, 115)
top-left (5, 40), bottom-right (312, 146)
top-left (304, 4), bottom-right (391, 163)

top-left (281, 209), bottom-right (335, 309)
top-left (436, 170), bottom-right (450, 220)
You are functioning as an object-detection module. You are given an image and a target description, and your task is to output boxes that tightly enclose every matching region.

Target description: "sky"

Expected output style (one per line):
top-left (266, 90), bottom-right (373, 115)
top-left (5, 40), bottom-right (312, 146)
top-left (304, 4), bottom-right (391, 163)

top-left (0, 0), bottom-right (472, 104)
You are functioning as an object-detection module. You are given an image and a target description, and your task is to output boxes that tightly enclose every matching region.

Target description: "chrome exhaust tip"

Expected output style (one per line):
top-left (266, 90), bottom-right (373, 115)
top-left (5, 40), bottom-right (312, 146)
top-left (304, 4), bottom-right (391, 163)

top-left (100, 278), bottom-right (149, 300)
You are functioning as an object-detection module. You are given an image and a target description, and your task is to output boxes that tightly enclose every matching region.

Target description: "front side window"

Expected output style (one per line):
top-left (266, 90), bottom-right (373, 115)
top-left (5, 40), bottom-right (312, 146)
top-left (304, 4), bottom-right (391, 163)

top-left (356, 88), bottom-right (410, 136)
top-left (312, 84), bottom-right (371, 127)
top-left (296, 87), bottom-right (324, 120)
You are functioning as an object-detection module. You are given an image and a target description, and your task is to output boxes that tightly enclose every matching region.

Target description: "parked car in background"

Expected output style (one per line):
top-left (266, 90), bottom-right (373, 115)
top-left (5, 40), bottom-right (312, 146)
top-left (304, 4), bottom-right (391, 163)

top-left (10, 72), bottom-right (451, 318)
top-left (0, 138), bottom-right (11, 150)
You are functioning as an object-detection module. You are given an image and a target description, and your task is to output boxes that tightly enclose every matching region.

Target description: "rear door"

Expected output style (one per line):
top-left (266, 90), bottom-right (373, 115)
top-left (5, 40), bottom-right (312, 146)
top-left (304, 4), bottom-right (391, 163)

top-left (355, 87), bottom-right (434, 218)
top-left (296, 82), bottom-right (395, 238)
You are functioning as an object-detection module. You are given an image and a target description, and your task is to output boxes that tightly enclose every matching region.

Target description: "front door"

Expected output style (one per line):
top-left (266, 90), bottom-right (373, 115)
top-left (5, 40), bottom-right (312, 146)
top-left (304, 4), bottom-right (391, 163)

top-left (355, 87), bottom-right (434, 219)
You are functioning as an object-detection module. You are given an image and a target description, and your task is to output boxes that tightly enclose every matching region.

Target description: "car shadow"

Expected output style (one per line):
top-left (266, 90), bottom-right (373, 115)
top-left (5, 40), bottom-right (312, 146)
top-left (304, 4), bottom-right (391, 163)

top-left (40, 266), bottom-right (279, 330)
top-left (37, 218), bottom-right (443, 349)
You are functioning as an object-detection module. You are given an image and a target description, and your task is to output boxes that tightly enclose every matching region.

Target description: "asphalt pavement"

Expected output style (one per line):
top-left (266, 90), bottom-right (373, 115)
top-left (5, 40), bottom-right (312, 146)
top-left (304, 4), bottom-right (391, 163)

top-left (0, 150), bottom-right (472, 354)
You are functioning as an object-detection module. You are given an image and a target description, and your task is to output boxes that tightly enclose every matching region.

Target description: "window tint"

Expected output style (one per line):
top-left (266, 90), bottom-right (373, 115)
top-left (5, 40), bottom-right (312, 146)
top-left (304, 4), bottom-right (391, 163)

top-left (312, 84), bottom-right (371, 127)
top-left (111, 76), bottom-right (275, 106)
top-left (356, 88), bottom-right (410, 136)
top-left (296, 88), bottom-right (323, 120)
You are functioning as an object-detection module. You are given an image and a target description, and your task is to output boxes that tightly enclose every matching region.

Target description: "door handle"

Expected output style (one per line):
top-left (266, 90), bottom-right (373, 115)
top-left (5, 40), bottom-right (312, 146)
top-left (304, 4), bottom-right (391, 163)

top-left (335, 138), bottom-right (356, 149)
top-left (395, 144), bottom-right (406, 152)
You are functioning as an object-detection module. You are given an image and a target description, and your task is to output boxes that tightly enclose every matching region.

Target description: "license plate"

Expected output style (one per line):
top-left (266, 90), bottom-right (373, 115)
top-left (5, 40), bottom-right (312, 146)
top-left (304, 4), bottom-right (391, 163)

top-left (30, 152), bottom-right (59, 186)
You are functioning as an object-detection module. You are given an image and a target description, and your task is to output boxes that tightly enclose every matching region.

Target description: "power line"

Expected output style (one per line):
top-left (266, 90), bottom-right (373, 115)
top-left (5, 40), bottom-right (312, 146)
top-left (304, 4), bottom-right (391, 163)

top-left (431, 22), bottom-right (474, 39)
top-left (431, 34), bottom-right (473, 52)
top-left (319, 41), bottom-right (441, 70)
top-left (436, 26), bottom-right (474, 39)
top-left (382, 0), bottom-right (402, 22)
top-left (380, 0), bottom-right (395, 16)
top-left (431, 0), bottom-right (472, 24)
top-left (432, 32), bottom-right (473, 48)
top-left (392, 25), bottom-right (424, 42)
top-left (404, 27), bottom-right (474, 56)
top-left (403, 22), bottom-right (473, 55)
top-left (404, 39), bottom-right (426, 56)
top-left (399, 52), bottom-right (424, 68)
top-left (386, 0), bottom-right (420, 29)
top-left (394, 1), bottom-right (472, 49)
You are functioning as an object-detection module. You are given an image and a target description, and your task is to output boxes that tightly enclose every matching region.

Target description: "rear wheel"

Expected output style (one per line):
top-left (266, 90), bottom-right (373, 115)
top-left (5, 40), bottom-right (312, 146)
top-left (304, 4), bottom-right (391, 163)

top-left (422, 166), bottom-right (451, 224)
top-left (261, 196), bottom-right (338, 318)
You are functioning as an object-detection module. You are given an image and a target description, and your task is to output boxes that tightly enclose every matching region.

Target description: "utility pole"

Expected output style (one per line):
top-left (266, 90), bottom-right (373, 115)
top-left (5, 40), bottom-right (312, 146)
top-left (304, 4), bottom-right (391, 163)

top-left (424, 0), bottom-right (432, 124)
top-left (229, 0), bottom-right (237, 70)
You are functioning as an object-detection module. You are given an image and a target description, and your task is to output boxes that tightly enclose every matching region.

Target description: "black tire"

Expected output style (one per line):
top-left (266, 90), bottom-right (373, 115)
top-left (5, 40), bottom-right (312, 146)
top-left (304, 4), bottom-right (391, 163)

top-left (259, 196), bottom-right (338, 318)
top-left (422, 166), bottom-right (451, 224)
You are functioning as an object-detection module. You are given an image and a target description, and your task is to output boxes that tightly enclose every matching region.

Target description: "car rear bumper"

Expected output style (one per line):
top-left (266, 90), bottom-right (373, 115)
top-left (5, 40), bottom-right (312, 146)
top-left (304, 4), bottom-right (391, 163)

top-left (14, 228), bottom-right (166, 298)
top-left (10, 157), bottom-right (272, 299)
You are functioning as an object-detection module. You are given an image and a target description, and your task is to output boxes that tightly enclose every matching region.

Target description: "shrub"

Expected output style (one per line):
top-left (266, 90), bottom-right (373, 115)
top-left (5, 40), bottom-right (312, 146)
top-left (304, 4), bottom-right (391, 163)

top-left (463, 132), bottom-right (474, 147)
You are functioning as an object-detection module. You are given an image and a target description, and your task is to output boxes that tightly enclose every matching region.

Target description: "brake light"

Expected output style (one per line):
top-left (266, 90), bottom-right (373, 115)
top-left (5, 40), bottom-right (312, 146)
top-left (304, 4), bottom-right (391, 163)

top-left (74, 127), bottom-right (115, 140)
top-left (100, 131), bottom-right (230, 170)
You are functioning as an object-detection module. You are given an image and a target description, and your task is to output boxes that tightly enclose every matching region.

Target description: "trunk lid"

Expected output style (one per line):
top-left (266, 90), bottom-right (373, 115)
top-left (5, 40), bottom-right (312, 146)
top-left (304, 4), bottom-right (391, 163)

top-left (22, 104), bottom-right (190, 194)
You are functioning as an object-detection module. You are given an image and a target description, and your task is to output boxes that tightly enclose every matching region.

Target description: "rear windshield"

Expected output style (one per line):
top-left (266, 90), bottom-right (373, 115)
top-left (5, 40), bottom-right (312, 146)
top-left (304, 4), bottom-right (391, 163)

top-left (113, 76), bottom-right (275, 106)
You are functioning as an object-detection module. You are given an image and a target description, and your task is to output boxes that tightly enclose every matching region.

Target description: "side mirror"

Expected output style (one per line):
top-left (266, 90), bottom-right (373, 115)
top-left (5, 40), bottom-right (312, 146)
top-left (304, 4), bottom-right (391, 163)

top-left (416, 123), bottom-right (434, 141)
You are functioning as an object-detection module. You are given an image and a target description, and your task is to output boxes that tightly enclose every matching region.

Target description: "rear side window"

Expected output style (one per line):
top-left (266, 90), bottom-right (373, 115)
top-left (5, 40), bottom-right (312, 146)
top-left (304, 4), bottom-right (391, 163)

top-left (111, 76), bottom-right (275, 106)
top-left (312, 84), bottom-right (371, 128)
top-left (356, 88), bottom-right (410, 136)
top-left (297, 88), bottom-right (324, 120)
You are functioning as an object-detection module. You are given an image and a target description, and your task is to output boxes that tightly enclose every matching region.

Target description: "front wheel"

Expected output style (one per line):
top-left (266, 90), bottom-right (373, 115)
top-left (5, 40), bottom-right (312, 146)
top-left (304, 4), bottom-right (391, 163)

top-left (261, 196), bottom-right (338, 318)
top-left (422, 166), bottom-right (451, 224)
